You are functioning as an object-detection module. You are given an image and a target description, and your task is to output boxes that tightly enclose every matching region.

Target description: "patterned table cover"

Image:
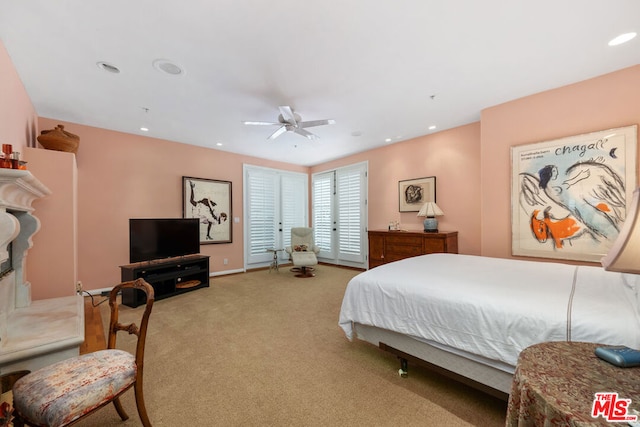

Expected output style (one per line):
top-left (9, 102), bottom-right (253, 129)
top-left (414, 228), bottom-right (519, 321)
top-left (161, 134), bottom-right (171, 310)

top-left (506, 342), bottom-right (640, 426)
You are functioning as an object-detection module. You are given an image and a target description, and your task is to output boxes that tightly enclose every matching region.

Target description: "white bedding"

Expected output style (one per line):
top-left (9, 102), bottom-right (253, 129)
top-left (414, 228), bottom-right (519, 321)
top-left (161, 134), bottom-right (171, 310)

top-left (339, 253), bottom-right (640, 367)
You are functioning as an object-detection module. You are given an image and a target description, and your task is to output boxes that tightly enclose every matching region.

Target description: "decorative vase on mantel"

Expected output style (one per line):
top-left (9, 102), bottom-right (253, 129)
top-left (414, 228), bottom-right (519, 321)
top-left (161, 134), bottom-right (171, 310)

top-left (36, 124), bottom-right (79, 154)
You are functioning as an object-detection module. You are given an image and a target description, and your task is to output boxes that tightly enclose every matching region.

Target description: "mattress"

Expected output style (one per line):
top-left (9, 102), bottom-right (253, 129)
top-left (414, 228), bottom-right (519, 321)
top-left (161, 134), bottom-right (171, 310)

top-left (339, 253), bottom-right (640, 367)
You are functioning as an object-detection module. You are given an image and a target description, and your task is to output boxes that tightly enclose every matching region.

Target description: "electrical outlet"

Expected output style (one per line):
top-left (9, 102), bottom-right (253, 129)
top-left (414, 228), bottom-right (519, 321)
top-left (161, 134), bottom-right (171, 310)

top-left (223, 258), bottom-right (228, 265)
top-left (76, 281), bottom-right (83, 294)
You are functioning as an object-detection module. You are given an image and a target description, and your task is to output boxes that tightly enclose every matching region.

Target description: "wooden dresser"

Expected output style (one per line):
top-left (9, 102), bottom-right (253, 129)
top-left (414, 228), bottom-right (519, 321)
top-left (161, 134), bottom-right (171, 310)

top-left (368, 230), bottom-right (458, 269)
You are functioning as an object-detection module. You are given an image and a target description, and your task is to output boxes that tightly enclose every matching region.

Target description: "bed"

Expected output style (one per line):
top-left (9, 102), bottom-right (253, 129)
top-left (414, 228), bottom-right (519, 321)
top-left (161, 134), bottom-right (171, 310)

top-left (338, 253), bottom-right (640, 399)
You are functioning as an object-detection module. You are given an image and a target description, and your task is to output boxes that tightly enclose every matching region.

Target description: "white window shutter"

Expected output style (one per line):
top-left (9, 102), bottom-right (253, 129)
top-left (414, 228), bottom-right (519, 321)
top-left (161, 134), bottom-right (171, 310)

top-left (246, 169), bottom-right (277, 264)
top-left (281, 173), bottom-right (307, 250)
top-left (313, 172), bottom-right (334, 257)
top-left (337, 166), bottom-right (364, 263)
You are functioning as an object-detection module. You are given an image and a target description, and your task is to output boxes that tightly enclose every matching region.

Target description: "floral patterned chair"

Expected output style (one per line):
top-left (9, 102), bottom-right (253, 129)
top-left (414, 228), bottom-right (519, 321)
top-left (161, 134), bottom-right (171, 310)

top-left (11, 279), bottom-right (155, 427)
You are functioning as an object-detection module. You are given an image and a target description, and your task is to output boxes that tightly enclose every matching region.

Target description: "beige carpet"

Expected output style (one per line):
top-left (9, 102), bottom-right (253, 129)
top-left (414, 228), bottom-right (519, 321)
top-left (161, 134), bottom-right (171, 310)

top-left (76, 265), bottom-right (507, 426)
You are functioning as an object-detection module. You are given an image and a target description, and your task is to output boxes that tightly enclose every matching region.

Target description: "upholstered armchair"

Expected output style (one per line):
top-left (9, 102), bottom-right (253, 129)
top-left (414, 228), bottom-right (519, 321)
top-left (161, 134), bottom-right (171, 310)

top-left (285, 227), bottom-right (320, 277)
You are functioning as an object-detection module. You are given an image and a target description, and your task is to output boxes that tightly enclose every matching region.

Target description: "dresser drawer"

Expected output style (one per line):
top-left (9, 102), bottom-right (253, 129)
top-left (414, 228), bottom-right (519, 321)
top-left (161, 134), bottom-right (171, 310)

top-left (386, 243), bottom-right (423, 257)
top-left (424, 239), bottom-right (445, 253)
top-left (386, 234), bottom-right (422, 246)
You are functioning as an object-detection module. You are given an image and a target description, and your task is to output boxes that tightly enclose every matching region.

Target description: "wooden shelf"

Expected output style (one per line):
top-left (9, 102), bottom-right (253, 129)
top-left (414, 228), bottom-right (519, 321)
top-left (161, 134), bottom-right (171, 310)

top-left (119, 255), bottom-right (210, 307)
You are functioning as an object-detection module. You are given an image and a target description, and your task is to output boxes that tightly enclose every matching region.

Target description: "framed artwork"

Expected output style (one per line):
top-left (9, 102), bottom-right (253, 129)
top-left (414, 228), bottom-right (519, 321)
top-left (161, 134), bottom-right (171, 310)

top-left (511, 125), bottom-right (637, 262)
top-left (398, 176), bottom-right (436, 212)
top-left (182, 176), bottom-right (232, 244)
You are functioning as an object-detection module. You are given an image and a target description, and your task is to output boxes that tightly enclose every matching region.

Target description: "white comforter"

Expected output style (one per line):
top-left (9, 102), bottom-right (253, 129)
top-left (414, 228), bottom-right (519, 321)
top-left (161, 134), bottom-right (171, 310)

top-left (339, 253), bottom-right (640, 367)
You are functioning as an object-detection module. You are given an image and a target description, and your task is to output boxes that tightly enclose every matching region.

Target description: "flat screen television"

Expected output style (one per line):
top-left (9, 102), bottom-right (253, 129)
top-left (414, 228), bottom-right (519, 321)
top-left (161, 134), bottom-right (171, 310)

top-left (129, 218), bottom-right (200, 263)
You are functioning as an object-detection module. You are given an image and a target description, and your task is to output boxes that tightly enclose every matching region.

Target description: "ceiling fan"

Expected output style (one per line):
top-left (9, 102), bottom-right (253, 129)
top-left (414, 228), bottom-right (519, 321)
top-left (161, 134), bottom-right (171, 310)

top-left (243, 106), bottom-right (336, 140)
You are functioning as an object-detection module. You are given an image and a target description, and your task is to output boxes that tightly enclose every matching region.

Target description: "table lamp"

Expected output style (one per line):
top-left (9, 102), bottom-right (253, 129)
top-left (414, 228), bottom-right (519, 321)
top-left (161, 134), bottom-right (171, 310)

top-left (417, 201), bottom-right (444, 232)
top-left (601, 188), bottom-right (640, 273)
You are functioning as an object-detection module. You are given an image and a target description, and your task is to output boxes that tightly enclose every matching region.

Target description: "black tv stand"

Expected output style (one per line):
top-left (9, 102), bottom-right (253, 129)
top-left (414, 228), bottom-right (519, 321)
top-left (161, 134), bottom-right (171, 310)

top-left (119, 254), bottom-right (210, 307)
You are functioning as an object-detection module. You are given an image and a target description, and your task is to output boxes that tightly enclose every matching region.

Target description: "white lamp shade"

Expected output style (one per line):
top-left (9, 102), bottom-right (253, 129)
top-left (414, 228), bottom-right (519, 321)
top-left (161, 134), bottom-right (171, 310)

top-left (601, 188), bottom-right (640, 273)
top-left (417, 202), bottom-right (444, 217)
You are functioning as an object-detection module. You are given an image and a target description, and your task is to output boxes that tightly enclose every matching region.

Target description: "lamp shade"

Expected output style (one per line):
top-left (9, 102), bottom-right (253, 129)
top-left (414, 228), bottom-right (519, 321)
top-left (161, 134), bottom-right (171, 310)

top-left (601, 188), bottom-right (640, 273)
top-left (417, 202), bottom-right (444, 218)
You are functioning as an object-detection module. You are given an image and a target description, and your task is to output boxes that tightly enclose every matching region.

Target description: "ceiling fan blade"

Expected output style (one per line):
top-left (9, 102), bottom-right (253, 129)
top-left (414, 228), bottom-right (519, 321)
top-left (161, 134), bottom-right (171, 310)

top-left (294, 128), bottom-right (319, 140)
top-left (299, 119), bottom-right (336, 128)
top-left (267, 125), bottom-right (288, 140)
top-left (243, 121), bottom-right (280, 126)
top-left (278, 106), bottom-right (298, 126)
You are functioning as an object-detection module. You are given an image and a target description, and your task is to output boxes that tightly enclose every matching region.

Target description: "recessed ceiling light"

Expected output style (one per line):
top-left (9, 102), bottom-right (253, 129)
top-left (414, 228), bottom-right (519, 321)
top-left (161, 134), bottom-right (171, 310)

top-left (140, 127), bottom-right (149, 132)
top-left (153, 59), bottom-right (184, 76)
top-left (216, 142), bottom-right (223, 146)
top-left (608, 32), bottom-right (637, 46)
top-left (385, 138), bottom-right (392, 142)
top-left (96, 61), bottom-right (120, 73)
top-left (429, 125), bottom-right (437, 130)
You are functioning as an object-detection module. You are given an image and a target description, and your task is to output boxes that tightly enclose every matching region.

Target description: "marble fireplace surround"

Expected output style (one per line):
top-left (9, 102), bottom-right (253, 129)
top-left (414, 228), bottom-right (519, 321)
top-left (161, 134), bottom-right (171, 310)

top-left (0, 169), bottom-right (84, 374)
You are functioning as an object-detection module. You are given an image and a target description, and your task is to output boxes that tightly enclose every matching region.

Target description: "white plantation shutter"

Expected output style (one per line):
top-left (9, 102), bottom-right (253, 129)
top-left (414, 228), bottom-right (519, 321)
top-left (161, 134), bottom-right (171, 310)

top-left (244, 165), bottom-right (308, 267)
top-left (246, 168), bottom-right (278, 264)
top-left (281, 173), bottom-right (307, 251)
top-left (313, 172), bottom-right (334, 258)
top-left (312, 162), bottom-right (367, 267)
top-left (337, 165), bottom-right (365, 263)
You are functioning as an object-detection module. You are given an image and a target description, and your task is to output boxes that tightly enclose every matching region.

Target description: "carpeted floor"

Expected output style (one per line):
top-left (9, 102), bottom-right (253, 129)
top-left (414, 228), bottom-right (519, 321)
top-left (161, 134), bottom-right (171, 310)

top-left (76, 265), bottom-right (507, 426)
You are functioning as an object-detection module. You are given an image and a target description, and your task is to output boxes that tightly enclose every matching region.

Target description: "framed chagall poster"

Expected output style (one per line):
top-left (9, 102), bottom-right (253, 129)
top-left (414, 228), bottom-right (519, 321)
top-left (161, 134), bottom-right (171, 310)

top-left (182, 176), bottom-right (232, 244)
top-left (511, 125), bottom-right (637, 262)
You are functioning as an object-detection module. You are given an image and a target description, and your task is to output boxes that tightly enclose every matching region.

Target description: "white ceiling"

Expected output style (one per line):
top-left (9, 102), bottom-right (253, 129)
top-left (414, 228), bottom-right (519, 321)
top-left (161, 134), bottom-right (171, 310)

top-left (1, 1), bottom-right (639, 167)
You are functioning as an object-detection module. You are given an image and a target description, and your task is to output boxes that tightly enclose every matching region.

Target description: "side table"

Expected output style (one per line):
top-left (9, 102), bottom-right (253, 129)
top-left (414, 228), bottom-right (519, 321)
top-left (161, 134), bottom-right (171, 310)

top-left (266, 248), bottom-right (284, 273)
top-left (506, 341), bottom-right (640, 426)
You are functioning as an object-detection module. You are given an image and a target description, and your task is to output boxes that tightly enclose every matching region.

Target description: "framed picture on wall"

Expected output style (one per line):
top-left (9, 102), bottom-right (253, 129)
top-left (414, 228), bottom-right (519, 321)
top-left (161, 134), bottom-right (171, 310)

top-left (398, 176), bottom-right (436, 212)
top-left (511, 125), bottom-right (637, 262)
top-left (182, 176), bottom-right (232, 244)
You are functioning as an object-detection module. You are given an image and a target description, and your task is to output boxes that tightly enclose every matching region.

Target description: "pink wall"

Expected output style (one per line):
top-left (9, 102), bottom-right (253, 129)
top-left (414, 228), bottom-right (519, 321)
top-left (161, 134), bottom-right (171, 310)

top-left (23, 148), bottom-right (78, 299)
top-left (312, 123), bottom-right (482, 255)
top-left (38, 118), bottom-right (308, 292)
top-left (480, 65), bottom-right (640, 259)
top-left (0, 40), bottom-right (36, 155)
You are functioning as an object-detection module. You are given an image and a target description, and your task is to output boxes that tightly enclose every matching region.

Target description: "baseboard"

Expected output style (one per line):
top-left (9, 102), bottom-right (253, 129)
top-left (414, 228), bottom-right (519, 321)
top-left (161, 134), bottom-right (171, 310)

top-left (211, 268), bottom-right (245, 277)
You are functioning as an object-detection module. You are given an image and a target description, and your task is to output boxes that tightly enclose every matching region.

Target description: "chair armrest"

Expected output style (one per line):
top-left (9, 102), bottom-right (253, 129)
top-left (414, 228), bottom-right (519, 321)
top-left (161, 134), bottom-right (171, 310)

top-left (312, 245), bottom-right (320, 254)
top-left (285, 246), bottom-right (292, 254)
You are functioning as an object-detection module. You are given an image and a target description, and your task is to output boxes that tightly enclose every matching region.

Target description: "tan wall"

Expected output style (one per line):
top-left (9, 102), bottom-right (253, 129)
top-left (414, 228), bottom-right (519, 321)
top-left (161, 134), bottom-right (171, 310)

top-left (480, 64), bottom-right (640, 259)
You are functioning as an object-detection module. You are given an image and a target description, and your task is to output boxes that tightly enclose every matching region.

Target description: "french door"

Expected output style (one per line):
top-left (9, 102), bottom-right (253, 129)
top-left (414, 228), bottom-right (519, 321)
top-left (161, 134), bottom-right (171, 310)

top-left (312, 162), bottom-right (367, 268)
top-left (244, 165), bottom-right (308, 268)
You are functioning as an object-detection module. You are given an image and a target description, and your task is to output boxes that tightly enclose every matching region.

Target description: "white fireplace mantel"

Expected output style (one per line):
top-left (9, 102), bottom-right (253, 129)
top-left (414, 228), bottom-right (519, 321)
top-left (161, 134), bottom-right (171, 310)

top-left (0, 168), bottom-right (84, 374)
top-left (0, 169), bottom-right (51, 309)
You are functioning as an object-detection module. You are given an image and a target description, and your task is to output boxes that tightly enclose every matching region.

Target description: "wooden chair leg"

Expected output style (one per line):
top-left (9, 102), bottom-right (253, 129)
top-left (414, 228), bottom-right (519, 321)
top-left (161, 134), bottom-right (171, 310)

top-left (11, 410), bottom-right (25, 427)
top-left (112, 396), bottom-right (129, 421)
top-left (134, 381), bottom-right (152, 427)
